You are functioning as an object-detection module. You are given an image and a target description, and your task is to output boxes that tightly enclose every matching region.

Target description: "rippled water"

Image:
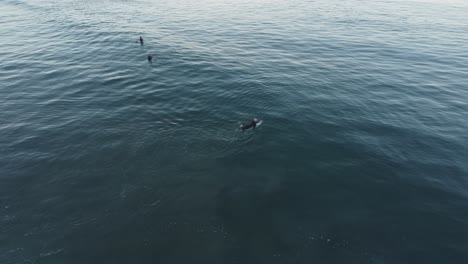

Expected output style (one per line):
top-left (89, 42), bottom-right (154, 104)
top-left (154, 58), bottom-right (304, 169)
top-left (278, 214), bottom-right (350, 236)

top-left (1, 0), bottom-right (468, 263)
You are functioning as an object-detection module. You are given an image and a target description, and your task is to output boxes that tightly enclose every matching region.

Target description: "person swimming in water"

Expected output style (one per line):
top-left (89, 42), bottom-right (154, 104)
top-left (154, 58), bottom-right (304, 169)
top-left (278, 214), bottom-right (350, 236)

top-left (147, 53), bottom-right (153, 63)
top-left (240, 118), bottom-right (259, 130)
top-left (139, 36), bottom-right (144, 45)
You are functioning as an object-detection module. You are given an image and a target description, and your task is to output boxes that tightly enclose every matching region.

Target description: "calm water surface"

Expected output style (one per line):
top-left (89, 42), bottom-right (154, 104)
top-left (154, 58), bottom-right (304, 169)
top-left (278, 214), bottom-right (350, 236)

top-left (1, 0), bottom-right (468, 263)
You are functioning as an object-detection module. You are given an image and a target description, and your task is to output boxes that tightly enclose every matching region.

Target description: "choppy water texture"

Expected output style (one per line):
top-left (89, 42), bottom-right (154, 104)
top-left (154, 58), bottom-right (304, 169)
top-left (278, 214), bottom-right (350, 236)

top-left (1, 0), bottom-right (468, 263)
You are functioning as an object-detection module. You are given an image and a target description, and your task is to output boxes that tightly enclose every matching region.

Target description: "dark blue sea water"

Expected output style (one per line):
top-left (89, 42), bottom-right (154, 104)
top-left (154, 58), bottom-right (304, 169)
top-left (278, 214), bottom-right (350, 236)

top-left (1, 0), bottom-right (468, 263)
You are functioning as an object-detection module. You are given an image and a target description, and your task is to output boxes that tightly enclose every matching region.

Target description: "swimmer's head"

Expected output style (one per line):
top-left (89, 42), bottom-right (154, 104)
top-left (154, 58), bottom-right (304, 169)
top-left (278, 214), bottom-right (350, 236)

top-left (253, 118), bottom-right (258, 122)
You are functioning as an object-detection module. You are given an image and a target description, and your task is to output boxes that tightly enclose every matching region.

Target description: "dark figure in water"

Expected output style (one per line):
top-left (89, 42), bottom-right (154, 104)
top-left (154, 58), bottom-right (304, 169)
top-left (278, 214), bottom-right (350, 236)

top-left (147, 54), bottom-right (153, 63)
top-left (139, 36), bottom-right (144, 45)
top-left (240, 118), bottom-right (258, 130)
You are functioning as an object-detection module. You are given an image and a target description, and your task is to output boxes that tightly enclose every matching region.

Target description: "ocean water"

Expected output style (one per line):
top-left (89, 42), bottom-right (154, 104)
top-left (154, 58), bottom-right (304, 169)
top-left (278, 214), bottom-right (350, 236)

top-left (1, 0), bottom-right (468, 263)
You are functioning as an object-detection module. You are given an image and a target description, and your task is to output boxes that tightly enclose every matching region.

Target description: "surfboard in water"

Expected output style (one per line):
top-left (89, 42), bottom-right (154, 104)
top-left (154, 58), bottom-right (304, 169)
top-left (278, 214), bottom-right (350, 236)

top-left (239, 120), bottom-right (263, 130)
